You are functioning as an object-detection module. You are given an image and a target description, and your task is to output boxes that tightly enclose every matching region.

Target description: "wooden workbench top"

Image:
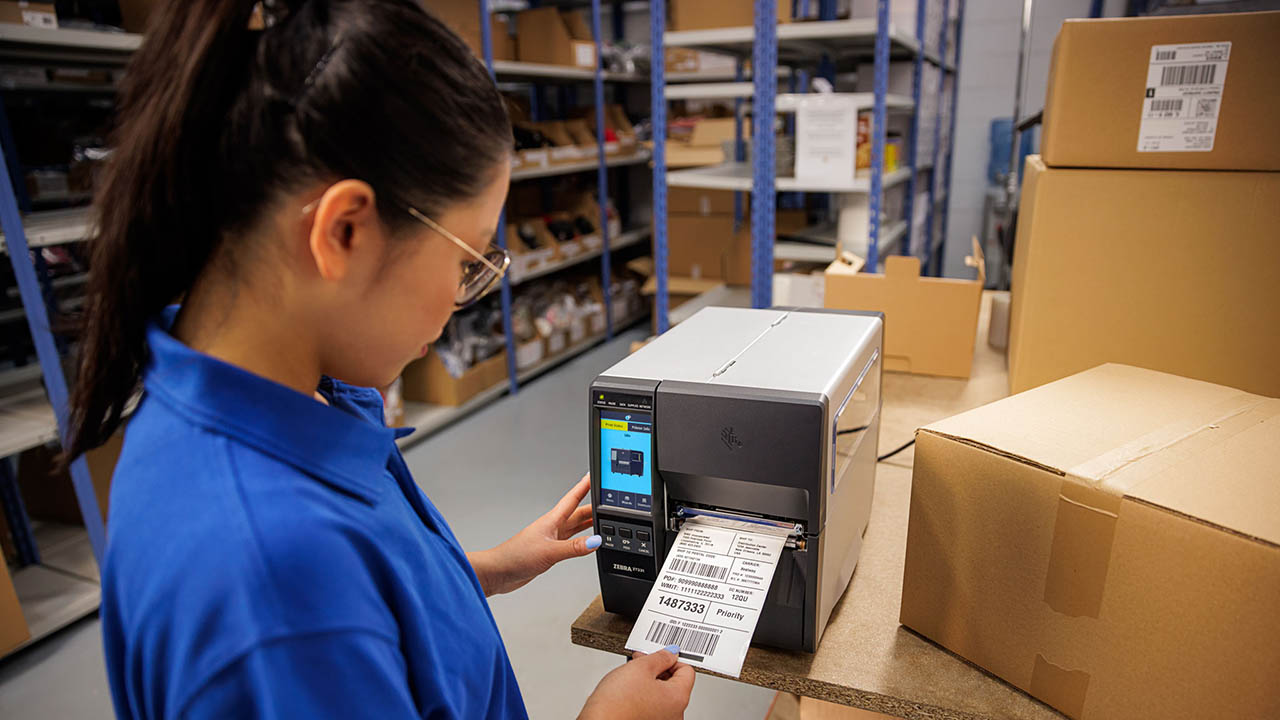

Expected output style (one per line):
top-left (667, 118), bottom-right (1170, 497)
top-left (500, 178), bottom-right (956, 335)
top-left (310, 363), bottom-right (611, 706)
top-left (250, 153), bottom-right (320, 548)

top-left (570, 292), bottom-right (1066, 720)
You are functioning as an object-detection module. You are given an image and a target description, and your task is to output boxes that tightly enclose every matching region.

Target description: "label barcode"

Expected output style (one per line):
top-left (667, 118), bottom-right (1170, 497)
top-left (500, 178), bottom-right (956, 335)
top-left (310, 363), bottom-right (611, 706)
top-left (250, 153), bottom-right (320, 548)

top-left (1160, 64), bottom-right (1216, 86)
top-left (669, 558), bottom-right (729, 580)
top-left (1154, 50), bottom-right (1177, 61)
top-left (1150, 98), bottom-right (1183, 113)
top-left (646, 620), bottom-right (720, 657)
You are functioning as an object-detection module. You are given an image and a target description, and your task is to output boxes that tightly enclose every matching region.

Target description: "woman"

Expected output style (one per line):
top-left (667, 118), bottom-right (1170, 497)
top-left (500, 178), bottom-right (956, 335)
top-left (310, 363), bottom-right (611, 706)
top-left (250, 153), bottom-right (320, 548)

top-left (65, 1), bottom-right (694, 717)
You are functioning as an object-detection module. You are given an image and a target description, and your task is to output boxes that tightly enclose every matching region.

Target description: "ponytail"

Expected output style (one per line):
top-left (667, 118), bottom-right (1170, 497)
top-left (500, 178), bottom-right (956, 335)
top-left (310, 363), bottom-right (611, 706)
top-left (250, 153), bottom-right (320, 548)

top-left (66, 0), bottom-right (511, 459)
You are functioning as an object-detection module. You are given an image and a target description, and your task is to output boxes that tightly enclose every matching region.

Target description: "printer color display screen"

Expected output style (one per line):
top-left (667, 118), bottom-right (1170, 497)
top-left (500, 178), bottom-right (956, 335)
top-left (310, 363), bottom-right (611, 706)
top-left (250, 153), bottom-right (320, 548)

top-left (599, 410), bottom-right (652, 511)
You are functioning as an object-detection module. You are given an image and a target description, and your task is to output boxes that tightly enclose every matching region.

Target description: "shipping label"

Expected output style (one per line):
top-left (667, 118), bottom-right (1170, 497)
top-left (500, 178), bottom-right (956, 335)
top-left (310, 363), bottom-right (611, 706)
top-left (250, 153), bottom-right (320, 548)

top-left (1138, 42), bottom-right (1230, 153)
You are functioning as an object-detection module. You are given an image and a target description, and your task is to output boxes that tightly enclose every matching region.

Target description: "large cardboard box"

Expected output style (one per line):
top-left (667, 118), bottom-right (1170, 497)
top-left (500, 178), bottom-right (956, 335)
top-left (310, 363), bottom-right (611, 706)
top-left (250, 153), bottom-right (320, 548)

top-left (669, 0), bottom-right (791, 31)
top-left (401, 350), bottom-right (509, 407)
top-left (1009, 155), bottom-right (1280, 397)
top-left (902, 364), bottom-right (1280, 720)
top-left (666, 215), bottom-right (752, 285)
top-left (1041, 11), bottom-right (1280, 171)
top-left (516, 7), bottom-right (595, 69)
top-left (824, 241), bottom-right (984, 378)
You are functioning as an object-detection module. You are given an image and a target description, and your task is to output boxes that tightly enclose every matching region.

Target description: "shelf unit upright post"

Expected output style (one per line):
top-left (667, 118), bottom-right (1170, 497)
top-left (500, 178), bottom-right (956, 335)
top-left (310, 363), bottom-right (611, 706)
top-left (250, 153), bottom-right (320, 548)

top-left (590, 0), bottom-right (614, 340)
top-left (934, 0), bottom-right (963, 277)
top-left (750, 0), bottom-right (778, 310)
top-left (650, 0), bottom-right (670, 332)
top-left (866, 0), bottom-right (892, 272)
top-left (923, 0), bottom-right (950, 273)
top-left (0, 150), bottom-right (106, 567)
top-left (733, 59), bottom-right (745, 234)
top-left (479, 0), bottom-right (520, 393)
top-left (901, 0), bottom-right (929, 257)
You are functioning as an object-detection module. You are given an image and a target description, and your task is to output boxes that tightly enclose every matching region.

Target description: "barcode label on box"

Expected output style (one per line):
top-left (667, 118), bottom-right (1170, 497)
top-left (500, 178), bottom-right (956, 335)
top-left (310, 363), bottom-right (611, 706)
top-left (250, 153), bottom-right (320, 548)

top-left (624, 516), bottom-right (790, 678)
top-left (1138, 42), bottom-right (1230, 153)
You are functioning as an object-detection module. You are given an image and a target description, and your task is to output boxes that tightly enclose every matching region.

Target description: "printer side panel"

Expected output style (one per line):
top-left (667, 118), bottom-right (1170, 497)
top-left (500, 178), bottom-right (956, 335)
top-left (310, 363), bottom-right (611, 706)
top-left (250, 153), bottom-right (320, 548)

top-left (590, 377), bottom-right (663, 618)
top-left (815, 333), bottom-right (883, 647)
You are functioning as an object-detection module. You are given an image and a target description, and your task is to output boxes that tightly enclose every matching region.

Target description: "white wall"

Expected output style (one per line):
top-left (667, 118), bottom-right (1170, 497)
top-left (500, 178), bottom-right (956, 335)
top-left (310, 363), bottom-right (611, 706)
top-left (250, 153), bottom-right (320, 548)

top-left (940, 0), bottom-right (1125, 279)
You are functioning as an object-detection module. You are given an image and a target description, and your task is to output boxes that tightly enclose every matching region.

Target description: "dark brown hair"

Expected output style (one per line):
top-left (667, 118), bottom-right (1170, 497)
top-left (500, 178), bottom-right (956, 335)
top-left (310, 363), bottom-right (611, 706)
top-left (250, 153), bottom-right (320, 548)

top-left (66, 0), bottom-right (510, 459)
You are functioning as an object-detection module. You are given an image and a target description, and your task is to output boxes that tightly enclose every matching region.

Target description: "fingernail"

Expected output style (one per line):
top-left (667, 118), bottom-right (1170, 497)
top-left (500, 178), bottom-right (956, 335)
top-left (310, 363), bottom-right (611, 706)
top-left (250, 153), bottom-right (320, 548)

top-left (586, 534), bottom-right (602, 550)
top-left (664, 644), bottom-right (680, 655)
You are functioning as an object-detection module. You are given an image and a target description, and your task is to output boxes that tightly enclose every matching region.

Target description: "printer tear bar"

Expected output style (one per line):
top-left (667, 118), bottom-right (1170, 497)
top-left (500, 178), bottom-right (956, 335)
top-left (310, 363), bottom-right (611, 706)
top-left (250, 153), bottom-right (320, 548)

top-left (673, 506), bottom-right (806, 548)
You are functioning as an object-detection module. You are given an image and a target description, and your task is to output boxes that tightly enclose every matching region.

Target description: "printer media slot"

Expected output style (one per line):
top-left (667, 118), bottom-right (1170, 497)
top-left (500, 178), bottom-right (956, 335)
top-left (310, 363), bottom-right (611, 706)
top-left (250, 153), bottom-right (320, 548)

top-left (671, 504), bottom-right (807, 550)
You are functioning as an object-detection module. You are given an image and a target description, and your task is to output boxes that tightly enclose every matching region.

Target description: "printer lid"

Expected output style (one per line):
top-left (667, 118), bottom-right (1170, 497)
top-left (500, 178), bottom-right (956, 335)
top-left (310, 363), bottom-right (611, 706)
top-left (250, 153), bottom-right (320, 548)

top-left (602, 307), bottom-right (881, 397)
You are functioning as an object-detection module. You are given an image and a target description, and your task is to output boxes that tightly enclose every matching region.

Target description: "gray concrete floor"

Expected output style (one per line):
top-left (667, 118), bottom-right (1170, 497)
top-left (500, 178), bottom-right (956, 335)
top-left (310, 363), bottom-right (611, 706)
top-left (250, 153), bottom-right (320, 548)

top-left (0, 329), bottom-right (775, 719)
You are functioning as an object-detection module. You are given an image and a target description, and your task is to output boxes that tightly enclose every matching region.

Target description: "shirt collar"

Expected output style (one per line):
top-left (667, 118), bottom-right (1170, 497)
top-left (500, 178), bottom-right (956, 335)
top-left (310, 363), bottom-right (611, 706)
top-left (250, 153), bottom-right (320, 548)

top-left (143, 319), bottom-right (398, 504)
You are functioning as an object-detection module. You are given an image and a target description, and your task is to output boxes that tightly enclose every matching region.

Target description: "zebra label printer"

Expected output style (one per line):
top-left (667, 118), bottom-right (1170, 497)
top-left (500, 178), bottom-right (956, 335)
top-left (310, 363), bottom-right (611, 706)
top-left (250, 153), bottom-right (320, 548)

top-left (589, 307), bottom-right (883, 652)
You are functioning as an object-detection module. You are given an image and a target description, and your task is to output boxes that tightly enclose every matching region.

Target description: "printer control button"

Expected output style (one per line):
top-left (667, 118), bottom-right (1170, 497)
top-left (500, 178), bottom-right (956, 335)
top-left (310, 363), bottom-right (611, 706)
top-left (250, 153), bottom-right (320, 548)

top-left (619, 492), bottom-right (636, 509)
top-left (600, 524), bottom-right (616, 536)
top-left (602, 490), bottom-right (617, 506)
top-left (636, 494), bottom-right (652, 511)
top-left (618, 527), bottom-right (633, 539)
top-left (636, 530), bottom-right (651, 542)
top-left (620, 537), bottom-right (634, 552)
top-left (638, 541), bottom-right (651, 555)
top-left (603, 534), bottom-right (617, 549)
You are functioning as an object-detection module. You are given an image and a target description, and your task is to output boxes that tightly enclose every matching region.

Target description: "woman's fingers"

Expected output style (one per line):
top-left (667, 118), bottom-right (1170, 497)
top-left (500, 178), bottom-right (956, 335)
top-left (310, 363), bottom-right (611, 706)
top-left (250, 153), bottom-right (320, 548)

top-left (550, 474), bottom-right (591, 521)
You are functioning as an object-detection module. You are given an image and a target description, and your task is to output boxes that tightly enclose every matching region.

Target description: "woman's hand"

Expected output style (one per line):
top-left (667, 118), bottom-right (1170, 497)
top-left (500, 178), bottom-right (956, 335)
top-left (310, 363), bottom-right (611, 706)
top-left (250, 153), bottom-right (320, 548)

top-left (579, 648), bottom-right (696, 720)
top-left (468, 475), bottom-right (600, 596)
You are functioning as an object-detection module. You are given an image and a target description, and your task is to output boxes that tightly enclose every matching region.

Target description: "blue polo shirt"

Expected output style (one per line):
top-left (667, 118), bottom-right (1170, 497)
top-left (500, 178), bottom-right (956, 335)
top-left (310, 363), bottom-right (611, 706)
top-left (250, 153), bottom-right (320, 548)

top-left (100, 320), bottom-right (527, 719)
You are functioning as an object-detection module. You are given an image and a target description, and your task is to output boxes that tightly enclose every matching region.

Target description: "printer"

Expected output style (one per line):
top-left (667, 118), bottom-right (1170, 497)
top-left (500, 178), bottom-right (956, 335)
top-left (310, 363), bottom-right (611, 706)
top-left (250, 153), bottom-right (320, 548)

top-left (589, 307), bottom-right (883, 652)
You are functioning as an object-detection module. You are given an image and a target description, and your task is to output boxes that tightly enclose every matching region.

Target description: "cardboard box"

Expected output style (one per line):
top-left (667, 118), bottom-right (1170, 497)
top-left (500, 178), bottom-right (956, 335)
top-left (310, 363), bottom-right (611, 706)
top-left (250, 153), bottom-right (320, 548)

top-left (506, 218), bottom-right (560, 282)
top-left (401, 350), bottom-right (508, 407)
top-left (901, 364), bottom-right (1280, 720)
top-left (424, 1), bottom-right (516, 61)
top-left (0, 1), bottom-right (57, 29)
top-left (668, 187), bottom-right (739, 216)
top-left (17, 431), bottom-right (122, 527)
top-left (666, 117), bottom-right (740, 168)
top-left (824, 240), bottom-right (984, 378)
top-left (1041, 11), bottom-right (1280, 171)
top-left (0, 561), bottom-right (28, 656)
top-left (1009, 155), bottom-right (1280, 397)
top-left (666, 215), bottom-right (752, 285)
top-left (515, 336), bottom-right (545, 370)
top-left (516, 7), bottom-right (596, 69)
top-left (669, 0), bottom-right (790, 31)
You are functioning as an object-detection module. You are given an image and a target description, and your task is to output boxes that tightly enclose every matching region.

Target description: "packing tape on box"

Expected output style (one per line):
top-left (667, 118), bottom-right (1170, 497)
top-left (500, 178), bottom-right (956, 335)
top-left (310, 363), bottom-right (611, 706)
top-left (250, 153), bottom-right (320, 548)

top-left (624, 515), bottom-right (790, 678)
top-left (1044, 393), bottom-right (1270, 619)
top-left (1030, 653), bottom-right (1091, 720)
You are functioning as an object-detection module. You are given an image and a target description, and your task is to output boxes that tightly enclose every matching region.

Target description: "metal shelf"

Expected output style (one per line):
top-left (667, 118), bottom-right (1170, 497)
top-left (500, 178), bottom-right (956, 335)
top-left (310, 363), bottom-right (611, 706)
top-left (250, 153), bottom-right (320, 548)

top-left (0, 385), bottom-right (58, 458)
top-left (395, 309), bottom-right (648, 450)
top-left (880, 219), bottom-right (909, 256)
top-left (775, 92), bottom-right (913, 112)
top-left (509, 227), bottom-right (649, 286)
top-left (664, 81), bottom-right (753, 100)
top-left (664, 19), bottom-right (922, 62)
top-left (491, 60), bottom-right (646, 83)
top-left (667, 163), bottom-right (912, 193)
top-left (0, 26), bottom-right (140, 66)
top-left (666, 67), bottom-right (792, 83)
top-left (0, 207), bottom-right (92, 252)
top-left (511, 151), bottom-right (649, 181)
top-left (5, 524), bottom-right (101, 660)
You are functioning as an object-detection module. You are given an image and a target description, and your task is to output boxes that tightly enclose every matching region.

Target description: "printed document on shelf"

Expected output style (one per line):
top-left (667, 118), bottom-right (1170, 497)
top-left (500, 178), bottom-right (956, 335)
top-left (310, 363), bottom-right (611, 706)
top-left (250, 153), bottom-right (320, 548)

top-left (624, 516), bottom-right (789, 678)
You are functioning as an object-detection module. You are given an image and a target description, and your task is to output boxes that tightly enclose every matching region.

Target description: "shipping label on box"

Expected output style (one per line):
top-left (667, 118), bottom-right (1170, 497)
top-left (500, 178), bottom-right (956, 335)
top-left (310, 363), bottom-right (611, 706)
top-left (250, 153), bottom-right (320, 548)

top-left (1138, 42), bottom-right (1230, 152)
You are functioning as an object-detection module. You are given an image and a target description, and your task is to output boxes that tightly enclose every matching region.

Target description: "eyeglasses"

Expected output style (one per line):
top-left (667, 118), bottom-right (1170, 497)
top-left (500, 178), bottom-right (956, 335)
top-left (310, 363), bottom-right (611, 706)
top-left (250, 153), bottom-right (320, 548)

top-left (301, 197), bottom-right (510, 309)
top-left (405, 207), bottom-right (509, 309)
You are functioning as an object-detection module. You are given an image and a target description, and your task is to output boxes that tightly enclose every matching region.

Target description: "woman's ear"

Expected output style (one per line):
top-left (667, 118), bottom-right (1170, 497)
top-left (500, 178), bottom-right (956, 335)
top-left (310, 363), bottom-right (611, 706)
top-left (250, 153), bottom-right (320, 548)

top-left (307, 179), bottom-right (379, 281)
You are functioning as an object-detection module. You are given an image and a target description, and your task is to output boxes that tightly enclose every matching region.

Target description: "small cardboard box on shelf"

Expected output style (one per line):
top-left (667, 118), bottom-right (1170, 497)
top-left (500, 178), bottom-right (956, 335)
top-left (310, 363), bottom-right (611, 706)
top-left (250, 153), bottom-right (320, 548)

top-left (0, 1), bottom-right (56, 28)
top-left (1040, 11), bottom-right (1280, 171)
top-left (401, 350), bottom-right (508, 407)
top-left (902, 363), bottom-right (1280, 720)
top-left (0, 562), bottom-right (27, 656)
top-left (514, 336), bottom-right (545, 370)
top-left (506, 218), bottom-right (560, 282)
top-left (824, 239), bottom-right (984, 378)
top-left (669, 0), bottom-right (791, 31)
top-left (423, 1), bottom-right (515, 61)
top-left (1009, 155), bottom-right (1280, 397)
top-left (516, 7), bottom-right (595, 69)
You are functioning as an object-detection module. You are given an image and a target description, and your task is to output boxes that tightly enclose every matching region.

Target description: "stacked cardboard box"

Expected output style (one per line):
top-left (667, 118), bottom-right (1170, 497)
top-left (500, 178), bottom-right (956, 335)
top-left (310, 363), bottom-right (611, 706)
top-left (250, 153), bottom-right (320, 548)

top-left (1008, 11), bottom-right (1280, 399)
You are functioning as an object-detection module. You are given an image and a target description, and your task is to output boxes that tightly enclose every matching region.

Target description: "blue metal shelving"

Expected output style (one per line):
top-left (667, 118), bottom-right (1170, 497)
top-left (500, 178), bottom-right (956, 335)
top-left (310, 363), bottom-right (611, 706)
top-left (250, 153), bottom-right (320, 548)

top-left (651, 1), bottom-right (965, 328)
